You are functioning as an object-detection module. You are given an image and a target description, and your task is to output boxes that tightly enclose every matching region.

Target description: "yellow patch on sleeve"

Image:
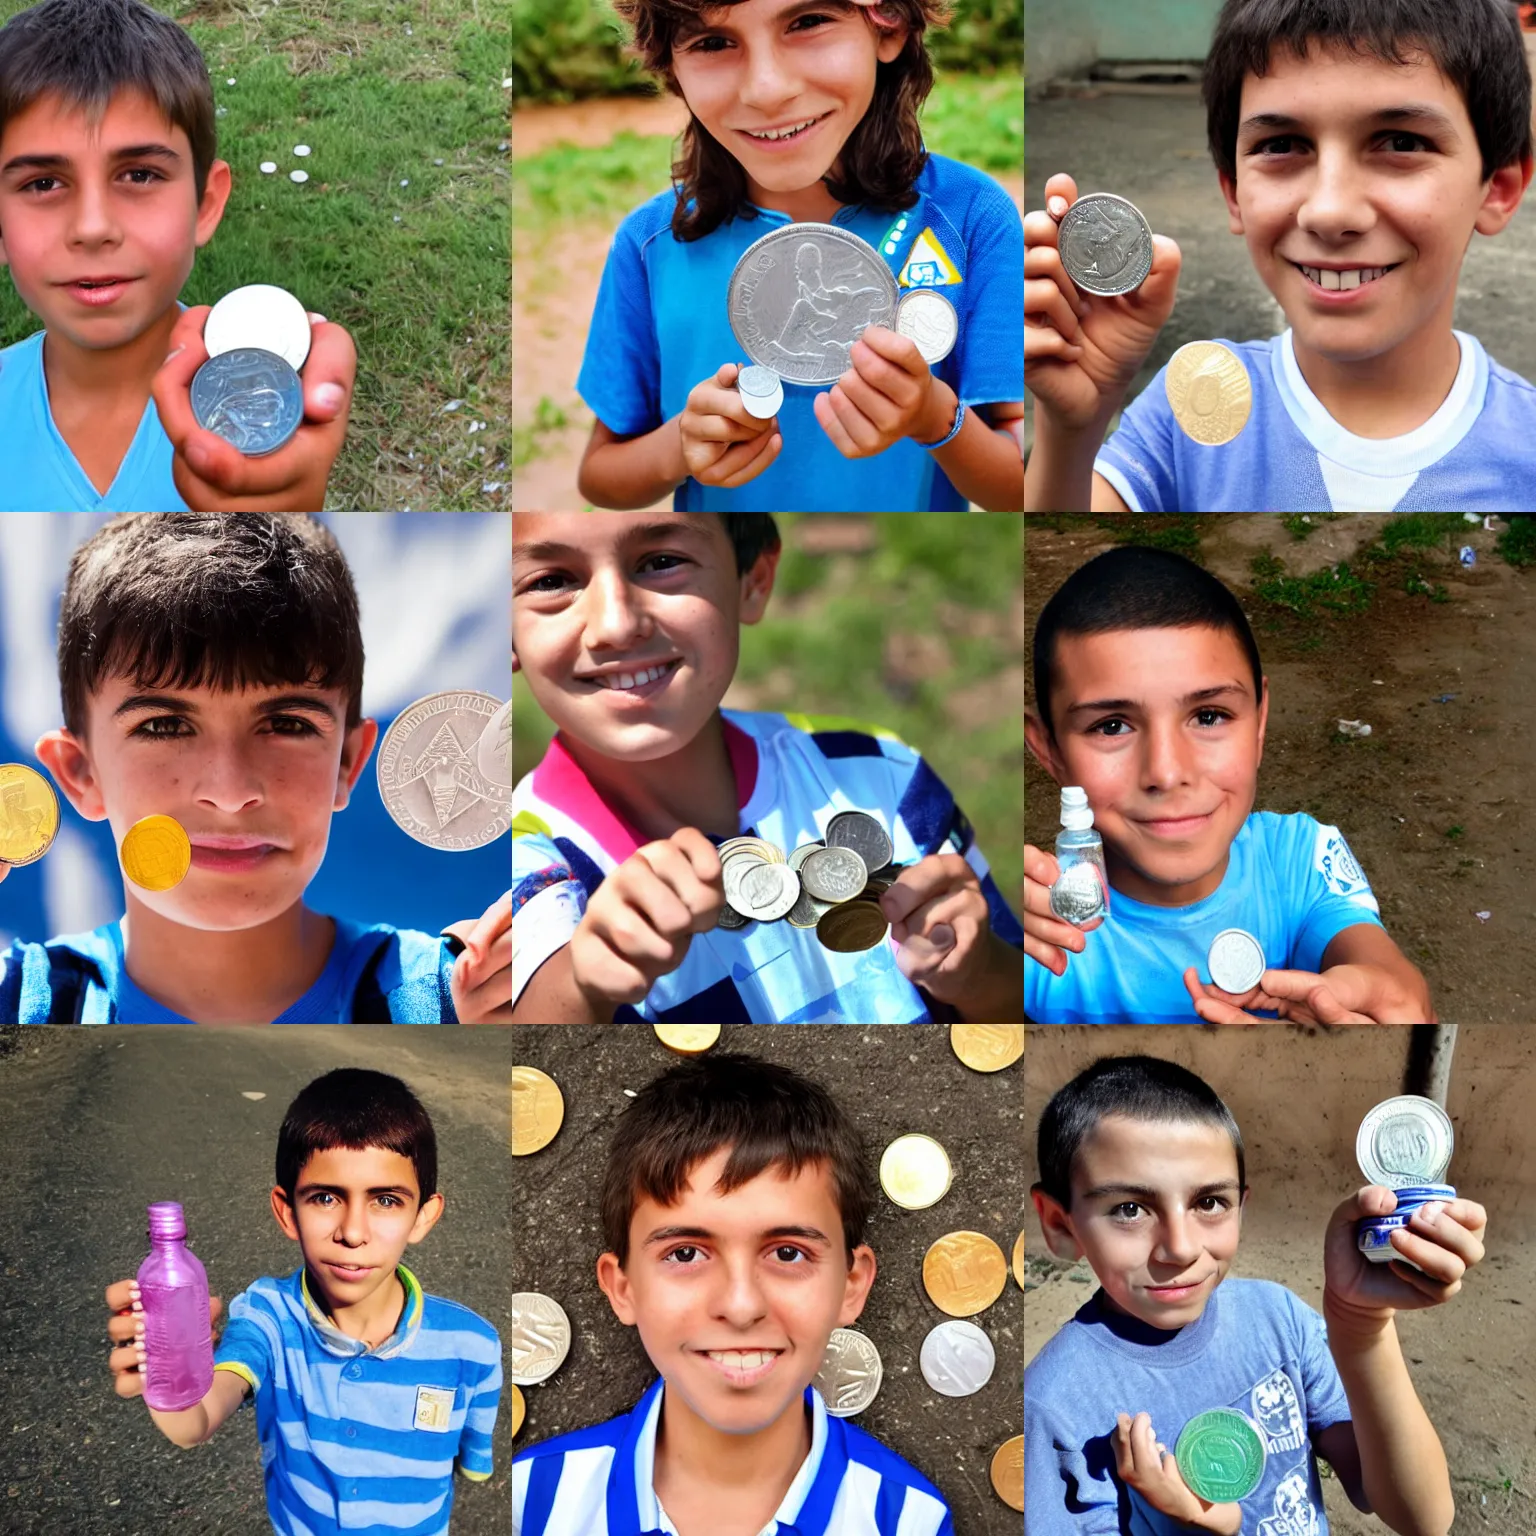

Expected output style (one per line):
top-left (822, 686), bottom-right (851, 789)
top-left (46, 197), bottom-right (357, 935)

top-left (512, 809), bottom-right (553, 840)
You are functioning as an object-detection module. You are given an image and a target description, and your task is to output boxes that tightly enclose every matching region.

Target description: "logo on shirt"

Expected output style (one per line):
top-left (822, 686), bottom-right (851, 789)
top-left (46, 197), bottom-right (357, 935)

top-left (1313, 824), bottom-right (1380, 911)
top-left (898, 228), bottom-right (962, 288)
top-left (1250, 1369), bottom-right (1306, 1453)
top-left (414, 1385), bottom-right (456, 1431)
top-left (1256, 1471), bottom-right (1320, 1536)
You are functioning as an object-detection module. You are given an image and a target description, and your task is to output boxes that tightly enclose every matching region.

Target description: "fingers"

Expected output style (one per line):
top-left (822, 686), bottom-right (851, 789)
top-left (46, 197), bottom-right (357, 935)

top-left (1026, 275), bottom-right (1086, 344)
top-left (813, 388), bottom-right (862, 457)
top-left (453, 924), bottom-right (512, 1020)
top-left (634, 832), bottom-right (724, 934)
top-left (1184, 967), bottom-right (1261, 1025)
top-left (880, 853), bottom-right (968, 924)
top-left (461, 890), bottom-right (514, 965)
top-left (299, 318), bottom-right (357, 426)
top-left (1043, 172), bottom-right (1080, 216)
top-left (1023, 846), bottom-right (1063, 887)
top-left (852, 324), bottom-right (927, 379)
top-left (105, 1278), bottom-right (136, 1311)
top-left (709, 426), bottom-right (782, 489)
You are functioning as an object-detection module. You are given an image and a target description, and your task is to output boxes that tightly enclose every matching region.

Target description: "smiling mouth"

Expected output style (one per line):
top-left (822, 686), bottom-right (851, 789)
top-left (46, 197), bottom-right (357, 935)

top-left (578, 658), bottom-right (681, 691)
top-left (1145, 1276), bottom-right (1209, 1297)
top-left (737, 112), bottom-right (831, 143)
top-left (696, 1347), bottom-right (785, 1385)
top-left (1135, 813), bottom-right (1214, 836)
top-left (1289, 260), bottom-right (1400, 292)
top-left (325, 1261), bottom-right (374, 1277)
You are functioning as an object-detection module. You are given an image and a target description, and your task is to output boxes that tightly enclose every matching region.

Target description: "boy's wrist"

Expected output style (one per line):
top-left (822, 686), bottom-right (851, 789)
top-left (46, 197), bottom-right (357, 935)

top-left (912, 378), bottom-right (959, 445)
top-left (1323, 1290), bottom-right (1397, 1348)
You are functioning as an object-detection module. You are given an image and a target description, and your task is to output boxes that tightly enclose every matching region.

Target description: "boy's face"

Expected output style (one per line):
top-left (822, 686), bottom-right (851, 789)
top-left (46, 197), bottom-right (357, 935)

top-left (597, 1149), bottom-right (877, 1437)
top-left (272, 1145), bottom-right (443, 1315)
top-left (1219, 41), bottom-right (1531, 367)
top-left (669, 0), bottom-right (908, 207)
top-left (512, 513), bottom-right (778, 765)
top-left (36, 677), bottom-right (376, 933)
top-left (0, 87), bottom-right (230, 354)
top-left (1025, 625), bottom-right (1268, 907)
top-left (1032, 1114), bottom-right (1246, 1332)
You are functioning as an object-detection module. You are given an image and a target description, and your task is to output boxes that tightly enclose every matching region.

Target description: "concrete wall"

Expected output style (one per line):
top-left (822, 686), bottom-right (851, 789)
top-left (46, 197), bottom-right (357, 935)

top-left (1027, 0), bottom-right (1224, 90)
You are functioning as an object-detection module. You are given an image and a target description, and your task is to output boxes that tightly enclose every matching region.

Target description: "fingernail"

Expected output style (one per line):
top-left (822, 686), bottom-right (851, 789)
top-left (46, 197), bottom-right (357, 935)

top-left (315, 383), bottom-right (346, 413)
top-left (1048, 196), bottom-right (1067, 216)
top-left (163, 346), bottom-right (184, 366)
top-left (188, 438), bottom-right (217, 474)
top-left (1417, 1202), bottom-right (1444, 1223)
top-left (308, 312), bottom-right (327, 325)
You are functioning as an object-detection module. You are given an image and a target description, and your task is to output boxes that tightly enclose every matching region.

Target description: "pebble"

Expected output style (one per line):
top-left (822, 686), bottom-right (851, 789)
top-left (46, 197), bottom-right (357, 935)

top-left (260, 161), bottom-right (276, 173)
top-left (294, 144), bottom-right (311, 156)
top-left (290, 169), bottom-right (309, 183)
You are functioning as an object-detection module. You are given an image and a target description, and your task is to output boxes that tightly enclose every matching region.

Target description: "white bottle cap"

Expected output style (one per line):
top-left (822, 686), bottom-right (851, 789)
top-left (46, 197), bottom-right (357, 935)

top-left (1059, 785), bottom-right (1094, 831)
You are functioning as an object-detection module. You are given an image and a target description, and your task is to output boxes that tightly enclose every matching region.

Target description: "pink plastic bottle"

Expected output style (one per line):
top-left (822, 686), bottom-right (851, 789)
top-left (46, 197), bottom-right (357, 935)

top-left (137, 1202), bottom-right (213, 1412)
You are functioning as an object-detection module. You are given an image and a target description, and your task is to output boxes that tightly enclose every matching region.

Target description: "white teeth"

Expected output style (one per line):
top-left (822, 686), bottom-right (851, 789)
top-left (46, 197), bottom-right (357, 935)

top-left (747, 117), bottom-right (818, 141)
top-left (594, 662), bottom-right (673, 689)
top-left (1299, 264), bottom-right (1390, 290)
top-left (706, 1349), bottom-right (778, 1369)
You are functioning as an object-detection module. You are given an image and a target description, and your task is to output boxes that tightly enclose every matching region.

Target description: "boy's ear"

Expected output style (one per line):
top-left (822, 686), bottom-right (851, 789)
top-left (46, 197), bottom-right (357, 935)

top-left (873, 18), bottom-right (909, 64)
top-left (1024, 709), bottom-right (1066, 784)
top-left (1218, 168), bottom-right (1244, 236)
top-left (270, 1185), bottom-right (301, 1241)
top-left (1030, 1185), bottom-right (1085, 1263)
top-left (194, 159), bottom-right (233, 249)
top-left (836, 1243), bottom-right (878, 1327)
top-left (738, 543), bottom-right (781, 627)
top-left (333, 717), bottom-right (379, 811)
top-left (406, 1191), bottom-right (445, 1244)
top-left (34, 729), bottom-right (107, 822)
top-left (1254, 675), bottom-right (1269, 767)
top-left (1474, 150), bottom-right (1533, 236)
top-left (596, 1251), bottom-right (638, 1326)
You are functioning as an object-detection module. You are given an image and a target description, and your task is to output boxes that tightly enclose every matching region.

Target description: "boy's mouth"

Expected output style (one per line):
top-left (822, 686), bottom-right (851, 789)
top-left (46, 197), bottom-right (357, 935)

top-left (695, 1347), bottom-right (785, 1387)
top-left (735, 110), bottom-right (833, 150)
top-left (576, 657), bottom-right (682, 699)
top-left (1287, 260), bottom-right (1400, 300)
top-left (188, 835), bottom-right (283, 873)
top-left (1133, 812), bottom-right (1214, 839)
top-left (1143, 1275), bottom-right (1211, 1303)
top-left (322, 1260), bottom-right (376, 1282)
top-left (60, 276), bottom-right (140, 307)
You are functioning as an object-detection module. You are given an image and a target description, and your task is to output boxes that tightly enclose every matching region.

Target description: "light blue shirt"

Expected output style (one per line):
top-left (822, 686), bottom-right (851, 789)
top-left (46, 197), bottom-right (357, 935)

top-left (1026, 812), bottom-right (1382, 1024)
top-left (0, 330), bottom-right (188, 511)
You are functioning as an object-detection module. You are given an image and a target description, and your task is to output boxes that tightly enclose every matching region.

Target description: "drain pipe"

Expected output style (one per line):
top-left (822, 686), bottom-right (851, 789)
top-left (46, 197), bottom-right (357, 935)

top-left (1405, 1022), bottom-right (1458, 1107)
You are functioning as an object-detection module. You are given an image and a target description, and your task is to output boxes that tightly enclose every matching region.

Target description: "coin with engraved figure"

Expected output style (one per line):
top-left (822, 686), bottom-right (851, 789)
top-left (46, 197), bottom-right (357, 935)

top-left (919, 1319), bottom-right (995, 1396)
top-left (1058, 192), bottom-right (1154, 297)
top-left (510, 1292), bottom-right (571, 1385)
top-left (0, 763), bottom-right (59, 866)
top-left (1165, 341), bottom-right (1253, 446)
top-left (950, 1024), bottom-right (1024, 1073)
top-left (378, 691), bottom-right (512, 850)
top-left (511, 1066), bottom-right (564, 1156)
top-left (191, 348), bottom-right (304, 457)
top-left (923, 1232), bottom-right (1008, 1317)
top-left (813, 1328), bottom-right (884, 1417)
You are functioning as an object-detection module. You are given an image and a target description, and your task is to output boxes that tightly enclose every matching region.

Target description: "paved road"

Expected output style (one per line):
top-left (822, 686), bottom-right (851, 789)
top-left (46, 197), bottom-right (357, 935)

top-left (0, 1026), bottom-right (512, 1536)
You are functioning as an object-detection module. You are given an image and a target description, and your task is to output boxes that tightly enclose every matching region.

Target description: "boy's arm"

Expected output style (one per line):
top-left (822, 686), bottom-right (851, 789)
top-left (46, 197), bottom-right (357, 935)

top-left (1024, 398), bottom-right (1128, 512)
top-left (945, 929), bottom-right (1024, 1022)
top-left (511, 942), bottom-right (616, 1024)
top-left (918, 388), bottom-right (1024, 510)
top-left (146, 1369), bottom-right (251, 1449)
top-left (1318, 922), bottom-right (1434, 1021)
top-left (576, 418), bottom-right (688, 510)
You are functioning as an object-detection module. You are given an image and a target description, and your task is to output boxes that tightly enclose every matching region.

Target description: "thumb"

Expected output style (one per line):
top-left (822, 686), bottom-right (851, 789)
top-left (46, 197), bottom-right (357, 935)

top-left (1138, 235), bottom-right (1182, 320)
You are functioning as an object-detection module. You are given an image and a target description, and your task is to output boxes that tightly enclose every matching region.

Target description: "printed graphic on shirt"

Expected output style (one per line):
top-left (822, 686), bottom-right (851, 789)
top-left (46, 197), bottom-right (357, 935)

top-left (1257, 1471), bottom-right (1322, 1536)
top-left (899, 229), bottom-right (962, 288)
top-left (1251, 1370), bottom-right (1307, 1454)
top-left (1313, 824), bottom-right (1379, 910)
top-left (415, 1384), bottom-right (456, 1431)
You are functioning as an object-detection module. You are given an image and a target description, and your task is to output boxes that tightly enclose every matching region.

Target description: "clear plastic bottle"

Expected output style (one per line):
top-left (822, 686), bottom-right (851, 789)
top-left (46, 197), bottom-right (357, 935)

top-left (1049, 786), bottom-right (1110, 928)
top-left (137, 1202), bottom-right (213, 1412)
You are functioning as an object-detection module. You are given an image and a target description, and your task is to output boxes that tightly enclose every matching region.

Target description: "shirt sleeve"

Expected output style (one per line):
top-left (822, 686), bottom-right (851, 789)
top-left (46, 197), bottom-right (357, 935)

top-left (575, 208), bottom-right (664, 438)
top-left (951, 178), bottom-right (1023, 407)
top-left (1287, 819), bottom-right (1384, 972)
top-left (1094, 369), bottom-right (1180, 512)
top-left (1294, 1295), bottom-right (1352, 1433)
top-left (212, 1285), bottom-right (275, 1398)
top-left (455, 1340), bottom-right (502, 1480)
top-left (1024, 1385), bottom-right (1124, 1534)
top-left (512, 833), bottom-right (587, 1007)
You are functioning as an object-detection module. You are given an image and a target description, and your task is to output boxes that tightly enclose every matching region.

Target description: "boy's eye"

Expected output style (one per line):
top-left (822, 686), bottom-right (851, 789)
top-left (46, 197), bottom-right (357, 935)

top-left (638, 552), bottom-right (690, 575)
top-left (1087, 717), bottom-right (1131, 738)
top-left (1251, 131), bottom-right (1430, 156)
top-left (122, 166), bottom-right (166, 185)
top-left (773, 1244), bottom-right (808, 1264)
top-left (19, 175), bottom-right (61, 194)
top-left (132, 715), bottom-right (191, 738)
top-left (520, 570), bottom-right (573, 594)
top-left (268, 714), bottom-right (320, 736)
top-left (1195, 1195), bottom-right (1231, 1214)
top-left (662, 1244), bottom-right (703, 1265)
top-left (1110, 1202), bottom-right (1145, 1221)
top-left (1193, 708), bottom-right (1230, 728)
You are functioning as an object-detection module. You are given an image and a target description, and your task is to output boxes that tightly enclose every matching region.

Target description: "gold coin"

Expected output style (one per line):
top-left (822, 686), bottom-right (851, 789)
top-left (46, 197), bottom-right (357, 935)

top-left (990, 1434), bottom-right (1024, 1511)
top-left (510, 1383), bottom-right (525, 1439)
top-left (511, 1066), bottom-right (564, 1156)
top-left (0, 764), bottom-right (59, 867)
top-left (1013, 1230), bottom-right (1025, 1290)
top-left (1164, 340), bottom-right (1252, 446)
top-left (923, 1231), bottom-right (1008, 1317)
top-left (879, 1133), bottom-right (952, 1210)
top-left (950, 1024), bottom-right (1023, 1073)
top-left (119, 814), bottom-right (191, 891)
top-left (816, 898), bottom-right (889, 953)
top-left (653, 1024), bottom-right (721, 1054)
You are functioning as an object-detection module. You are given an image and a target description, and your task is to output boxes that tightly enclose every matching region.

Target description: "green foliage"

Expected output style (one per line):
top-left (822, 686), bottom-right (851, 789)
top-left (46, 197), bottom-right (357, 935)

top-left (918, 70), bottom-right (1022, 172)
top-left (1496, 514), bottom-right (1536, 567)
top-left (926, 0), bottom-right (1022, 73)
top-left (1096, 515), bottom-right (1203, 556)
top-left (1378, 512), bottom-right (1461, 555)
top-left (1250, 553), bottom-right (1375, 617)
top-left (1281, 511), bottom-right (1344, 540)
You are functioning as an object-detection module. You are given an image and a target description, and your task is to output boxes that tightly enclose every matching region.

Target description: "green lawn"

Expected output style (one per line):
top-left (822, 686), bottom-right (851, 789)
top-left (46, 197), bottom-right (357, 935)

top-left (0, 0), bottom-right (511, 509)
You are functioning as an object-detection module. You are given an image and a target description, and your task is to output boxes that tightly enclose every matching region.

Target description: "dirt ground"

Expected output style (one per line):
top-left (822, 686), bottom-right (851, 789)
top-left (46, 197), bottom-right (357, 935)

top-left (513, 99), bottom-right (1024, 510)
top-left (1023, 515), bottom-right (1536, 1024)
top-left (509, 1024), bottom-right (1025, 1535)
top-left (1023, 1026), bottom-right (1536, 1536)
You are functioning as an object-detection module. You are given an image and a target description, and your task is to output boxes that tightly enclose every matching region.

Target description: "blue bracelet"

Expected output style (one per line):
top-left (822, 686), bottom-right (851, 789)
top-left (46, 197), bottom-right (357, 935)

top-left (917, 398), bottom-right (967, 451)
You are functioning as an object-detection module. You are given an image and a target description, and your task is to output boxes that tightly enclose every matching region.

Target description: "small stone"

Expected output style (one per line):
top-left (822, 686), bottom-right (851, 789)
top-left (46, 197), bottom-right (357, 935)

top-left (227, 77), bottom-right (236, 85)
top-left (293, 144), bottom-right (311, 156)
top-left (433, 158), bottom-right (444, 166)
top-left (259, 161), bottom-right (276, 174)
top-left (290, 169), bottom-right (309, 183)
top-left (399, 178), bottom-right (409, 186)
top-left (502, 77), bottom-right (513, 88)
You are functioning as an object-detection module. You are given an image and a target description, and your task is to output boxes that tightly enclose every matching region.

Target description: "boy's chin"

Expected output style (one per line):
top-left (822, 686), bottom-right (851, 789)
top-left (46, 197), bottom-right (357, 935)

top-left (132, 885), bottom-right (309, 933)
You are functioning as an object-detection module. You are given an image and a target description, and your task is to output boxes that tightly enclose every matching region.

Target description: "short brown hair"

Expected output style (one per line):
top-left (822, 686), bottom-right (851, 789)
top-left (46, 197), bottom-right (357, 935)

top-left (0, 0), bottom-right (217, 203)
top-left (600, 1052), bottom-right (873, 1264)
top-left (58, 514), bottom-right (365, 738)
top-left (612, 0), bottom-right (952, 241)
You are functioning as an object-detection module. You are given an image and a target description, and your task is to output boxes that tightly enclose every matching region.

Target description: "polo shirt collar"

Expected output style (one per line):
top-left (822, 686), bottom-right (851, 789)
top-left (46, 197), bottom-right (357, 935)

top-left (298, 1262), bottom-right (424, 1359)
top-left (607, 1380), bottom-right (847, 1536)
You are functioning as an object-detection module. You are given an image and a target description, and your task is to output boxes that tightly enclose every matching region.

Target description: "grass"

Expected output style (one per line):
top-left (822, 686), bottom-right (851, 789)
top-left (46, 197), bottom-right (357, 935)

top-left (0, 0), bottom-right (511, 509)
top-left (1250, 552), bottom-right (1376, 618)
top-left (512, 513), bottom-right (1024, 924)
top-left (1497, 514), bottom-right (1536, 566)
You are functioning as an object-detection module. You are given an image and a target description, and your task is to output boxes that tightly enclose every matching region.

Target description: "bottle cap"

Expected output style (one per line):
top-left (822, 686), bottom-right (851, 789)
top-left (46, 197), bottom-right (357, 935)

top-left (1355, 1096), bottom-right (1454, 1189)
top-left (1175, 1409), bottom-right (1268, 1502)
top-left (147, 1201), bottom-right (186, 1239)
top-left (1059, 785), bottom-right (1094, 831)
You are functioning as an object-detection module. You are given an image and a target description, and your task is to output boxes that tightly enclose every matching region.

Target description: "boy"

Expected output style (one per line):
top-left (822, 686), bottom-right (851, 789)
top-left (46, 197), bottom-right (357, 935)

top-left (0, 0), bottom-right (355, 512)
top-left (512, 1051), bottom-right (953, 1536)
top-left (1025, 0), bottom-right (1536, 511)
top-left (1023, 545), bottom-right (1431, 1024)
top-left (0, 513), bottom-right (511, 1022)
top-left (1026, 1054), bottom-right (1485, 1535)
top-left (572, 0), bottom-right (1024, 512)
top-left (511, 510), bottom-right (1023, 1023)
top-left (106, 1068), bottom-right (503, 1536)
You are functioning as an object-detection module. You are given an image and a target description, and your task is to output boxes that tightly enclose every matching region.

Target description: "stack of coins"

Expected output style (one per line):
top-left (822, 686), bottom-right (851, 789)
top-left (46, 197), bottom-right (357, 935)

top-left (1353, 1094), bottom-right (1455, 1266)
top-left (192, 284), bottom-right (311, 456)
top-left (715, 810), bottom-right (901, 954)
top-left (736, 364), bottom-right (783, 419)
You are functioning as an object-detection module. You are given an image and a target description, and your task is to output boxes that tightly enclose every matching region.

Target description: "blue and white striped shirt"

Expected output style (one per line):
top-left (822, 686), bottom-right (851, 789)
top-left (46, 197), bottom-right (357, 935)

top-left (512, 1378), bottom-right (954, 1536)
top-left (214, 1265), bottom-right (502, 1536)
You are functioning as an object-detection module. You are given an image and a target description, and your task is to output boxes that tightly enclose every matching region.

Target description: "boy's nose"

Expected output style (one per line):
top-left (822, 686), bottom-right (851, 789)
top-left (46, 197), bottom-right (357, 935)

top-left (737, 48), bottom-right (800, 114)
top-left (581, 572), bottom-right (652, 649)
top-left (67, 178), bottom-right (123, 247)
top-left (1152, 1212), bottom-right (1203, 1267)
top-left (1139, 721), bottom-right (1194, 791)
top-left (712, 1260), bottom-right (770, 1327)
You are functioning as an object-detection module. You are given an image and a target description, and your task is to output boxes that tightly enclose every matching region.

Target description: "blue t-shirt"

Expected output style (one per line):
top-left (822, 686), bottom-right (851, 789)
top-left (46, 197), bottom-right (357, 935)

top-left (577, 153), bottom-right (1023, 511)
top-left (1026, 813), bottom-right (1382, 1025)
top-left (1025, 1281), bottom-right (1352, 1536)
top-left (0, 916), bottom-right (460, 1023)
top-left (1096, 328), bottom-right (1536, 512)
top-left (0, 331), bottom-right (188, 511)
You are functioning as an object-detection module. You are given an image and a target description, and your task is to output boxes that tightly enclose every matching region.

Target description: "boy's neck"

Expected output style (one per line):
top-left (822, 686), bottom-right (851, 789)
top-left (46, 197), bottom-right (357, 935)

top-left (1292, 319), bottom-right (1462, 440)
top-left (120, 895), bottom-right (337, 1024)
top-left (653, 1380), bottom-right (811, 1536)
top-left (562, 709), bottom-right (742, 843)
top-left (747, 172), bottom-right (844, 224)
top-left (1105, 848), bottom-right (1230, 907)
top-left (42, 303), bottom-right (181, 411)
top-left (309, 1264), bottom-right (406, 1350)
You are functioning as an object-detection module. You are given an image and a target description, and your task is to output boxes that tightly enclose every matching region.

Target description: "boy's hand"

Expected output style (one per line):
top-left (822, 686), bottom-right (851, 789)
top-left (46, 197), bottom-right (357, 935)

top-left (1113, 1413), bottom-right (1242, 1535)
top-left (1026, 172), bottom-right (1182, 433)
top-left (445, 891), bottom-right (512, 1024)
top-left (679, 364), bottom-right (782, 488)
top-left (879, 852), bottom-right (992, 1002)
top-left (567, 828), bottom-right (725, 1007)
top-left (153, 305), bottom-right (356, 511)
top-left (106, 1279), bottom-right (223, 1400)
top-left (1184, 963), bottom-right (1427, 1025)
top-left (1322, 1188), bottom-right (1487, 1330)
top-left (814, 325), bottom-right (939, 457)
top-left (1024, 844), bottom-right (1100, 977)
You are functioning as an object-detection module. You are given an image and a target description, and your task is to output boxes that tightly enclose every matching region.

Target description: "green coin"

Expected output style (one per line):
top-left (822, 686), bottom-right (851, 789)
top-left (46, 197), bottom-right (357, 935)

top-left (1174, 1409), bottom-right (1267, 1502)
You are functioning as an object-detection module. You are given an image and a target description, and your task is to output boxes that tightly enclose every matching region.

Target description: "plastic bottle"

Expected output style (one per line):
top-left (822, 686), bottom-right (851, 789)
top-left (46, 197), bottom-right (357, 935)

top-left (1049, 786), bottom-right (1110, 927)
top-left (136, 1202), bottom-right (213, 1412)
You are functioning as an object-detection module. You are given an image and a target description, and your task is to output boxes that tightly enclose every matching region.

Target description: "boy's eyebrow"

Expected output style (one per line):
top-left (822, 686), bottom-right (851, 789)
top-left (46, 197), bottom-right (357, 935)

top-left (296, 1182), bottom-right (418, 1198)
top-left (1080, 1179), bottom-right (1242, 1202)
top-left (1238, 104), bottom-right (1459, 140)
top-left (513, 519), bottom-right (710, 565)
top-left (677, 0), bottom-right (856, 41)
top-left (642, 1222), bottom-right (832, 1245)
top-left (1064, 683), bottom-right (1250, 716)
top-left (2, 143), bottom-right (183, 175)
top-left (112, 691), bottom-right (339, 721)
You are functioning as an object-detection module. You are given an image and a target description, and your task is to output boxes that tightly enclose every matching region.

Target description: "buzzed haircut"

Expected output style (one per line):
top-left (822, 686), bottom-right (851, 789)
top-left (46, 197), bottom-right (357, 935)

top-left (720, 513), bottom-right (780, 576)
top-left (1203, 0), bottom-right (1533, 189)
top-left (58, 513), bottom-right (365, 738)
top-left (276, 1068), bottom-right (438, 1206)
top-left (1031, 546), bottom-right (1264, 738)
top-left (600, 1052), bottom-right (873, 1265)
top-left (1036, 1054), bottom-right (1246, 1210)
top-left (0, 0), bottom-right (218, 202)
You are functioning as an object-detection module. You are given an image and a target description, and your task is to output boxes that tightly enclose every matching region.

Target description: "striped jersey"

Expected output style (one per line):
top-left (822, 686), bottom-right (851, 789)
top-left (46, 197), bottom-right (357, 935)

top-left (512, 1378), bottom-right (954, 1536)
top-left (511, 709), bottom-right (1023, 1023)
top-left (213, 1265), bottom-right (502, 1536)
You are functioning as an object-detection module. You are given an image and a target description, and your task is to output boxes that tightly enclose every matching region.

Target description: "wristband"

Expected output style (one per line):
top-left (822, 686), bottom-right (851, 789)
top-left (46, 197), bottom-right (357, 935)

top-left (917, 397), bottom-right (966, 451)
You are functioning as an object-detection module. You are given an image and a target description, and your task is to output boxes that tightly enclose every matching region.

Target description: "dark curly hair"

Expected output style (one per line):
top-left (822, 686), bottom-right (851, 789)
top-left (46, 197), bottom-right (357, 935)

top-left (612, 0), bottom-right (952, 241)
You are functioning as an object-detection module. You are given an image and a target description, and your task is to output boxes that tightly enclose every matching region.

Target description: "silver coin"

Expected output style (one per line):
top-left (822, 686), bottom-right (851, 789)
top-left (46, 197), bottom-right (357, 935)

top-left (716, 901), bottom-right (751, 930)
top-left (376, 690), bottom-right (512, 850)
top-left (895, 288), bottom-right (958, 365)
top-left (723, 854), bottom-right (768, 914)
top-left (1356, 1096), bottom-right (1454, 1189)
top-left (1057, 193), bottom-right (1154, 298)
top-left (919, 1319), bottom-right (995, 1397)
top-left (1207, 927), bottom-right (1266, 994)
top-left (813, 1327), bottom-right (883, 1417)
top-left (788, 841), bottom-right (826, 872)
top-left (826, 811), bottom-right (893, 874)
top-left (203, 282), bottom-right (312, 372)
top-left (475, 697), bottom-right (513, 790)
top-left (801, 845), bottom-right (869, 904)
top-left (737, 364), bottom-right (781, 398)
top-left (511, 1291), bottom-right (571, 1385)
top-left (741, 861), bottom-right (800, 922)
top-left (1049, 862), bottom-right (1105, 926)
top-left (785, 884), bottom-right (832, 928)
top-left (729, 223), bottom-right (899, 385)
top-left (190, 348), bottom-right (303, 457)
